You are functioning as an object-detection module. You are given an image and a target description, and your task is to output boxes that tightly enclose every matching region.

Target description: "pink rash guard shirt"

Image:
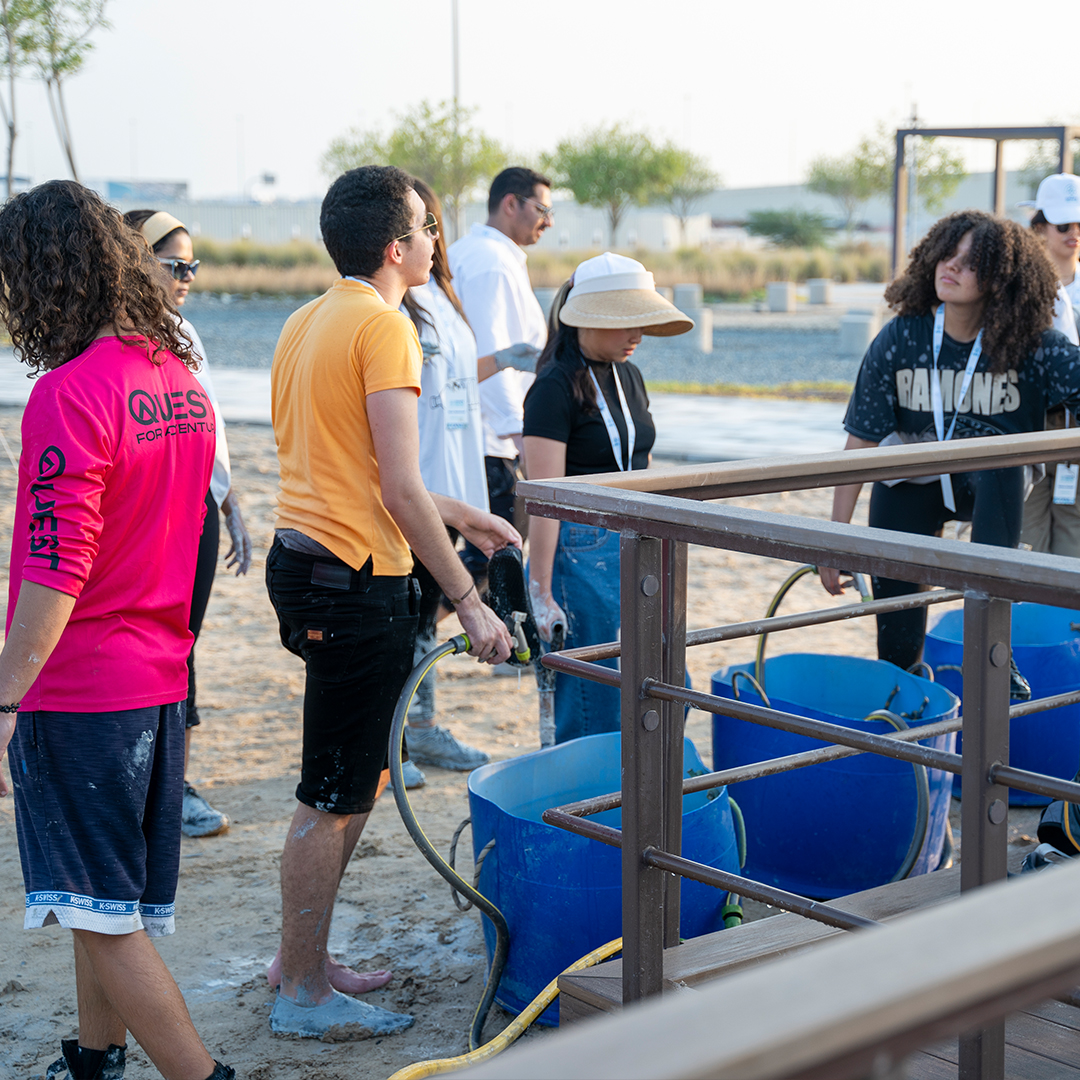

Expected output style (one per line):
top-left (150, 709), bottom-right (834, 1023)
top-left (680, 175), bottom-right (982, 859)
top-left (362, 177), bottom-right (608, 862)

top-left (6, 336), bottom-right (215, 712)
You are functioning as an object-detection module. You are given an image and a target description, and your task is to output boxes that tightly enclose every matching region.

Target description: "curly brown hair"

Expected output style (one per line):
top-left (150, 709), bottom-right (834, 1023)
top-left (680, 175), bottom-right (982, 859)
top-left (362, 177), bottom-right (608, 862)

top-left (0, 180), bottom-right (195, 373)
top-left (885, 210), bottom-right (1059, 374)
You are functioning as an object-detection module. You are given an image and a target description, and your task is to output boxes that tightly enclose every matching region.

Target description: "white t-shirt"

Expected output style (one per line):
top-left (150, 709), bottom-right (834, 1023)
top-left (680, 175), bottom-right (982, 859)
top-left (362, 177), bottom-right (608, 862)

top-left (1053, 283), bottom-right (1079, 345)
top-left (405, 280), bottom-right (488, 512)
top-left (181, 317), bottom-right (231, 507)
top-left (448, 224), bottom-right (547, 459)
top-left (1063, 267), bottom-right (1080, 321)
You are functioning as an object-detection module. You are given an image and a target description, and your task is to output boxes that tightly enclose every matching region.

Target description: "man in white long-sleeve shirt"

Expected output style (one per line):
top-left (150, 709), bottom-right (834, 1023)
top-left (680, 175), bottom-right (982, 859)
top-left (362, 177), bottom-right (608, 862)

top-left (448, 167), bottom-right (552, 580)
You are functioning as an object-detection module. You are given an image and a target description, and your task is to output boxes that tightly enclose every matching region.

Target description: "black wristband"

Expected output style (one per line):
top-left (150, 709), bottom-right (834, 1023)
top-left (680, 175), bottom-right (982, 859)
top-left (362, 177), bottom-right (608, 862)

top-left (0, 702), bottom-right (20, 713)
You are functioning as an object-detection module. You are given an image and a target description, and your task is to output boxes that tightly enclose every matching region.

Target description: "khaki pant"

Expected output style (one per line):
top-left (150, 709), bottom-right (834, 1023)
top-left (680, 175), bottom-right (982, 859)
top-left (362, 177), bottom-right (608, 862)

top-left (1021, 464), bottom-right (1080, 557)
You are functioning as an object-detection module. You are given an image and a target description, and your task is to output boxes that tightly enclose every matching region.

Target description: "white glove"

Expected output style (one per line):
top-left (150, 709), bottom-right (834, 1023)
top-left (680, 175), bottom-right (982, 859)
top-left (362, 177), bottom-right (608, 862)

top-left (222, 492), bottom-right (252, 576)
top-left (494, 343), bottom-right (542, 373)
top-left (529, 579), bottom-right (567, 643)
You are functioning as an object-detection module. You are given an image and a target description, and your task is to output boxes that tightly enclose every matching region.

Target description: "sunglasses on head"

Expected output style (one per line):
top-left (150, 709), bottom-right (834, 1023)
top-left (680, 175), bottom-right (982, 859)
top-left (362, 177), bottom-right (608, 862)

top-left (157, 257), bottom-right (199, 280)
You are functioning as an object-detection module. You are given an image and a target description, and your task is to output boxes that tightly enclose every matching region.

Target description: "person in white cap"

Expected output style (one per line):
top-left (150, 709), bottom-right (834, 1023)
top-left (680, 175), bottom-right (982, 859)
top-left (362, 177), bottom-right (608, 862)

top-left (1020, 174), bottom-right (1080, 555)
top-left (522, 253), bottom-right (693, 743)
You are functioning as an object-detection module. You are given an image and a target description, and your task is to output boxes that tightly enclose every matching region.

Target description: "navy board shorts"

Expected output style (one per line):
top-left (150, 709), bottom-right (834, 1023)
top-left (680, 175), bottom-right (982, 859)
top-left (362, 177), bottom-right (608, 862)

top-left (265, 538), bottom-right (419, 816)
top-left (10, 702), bottom-right (185, 937)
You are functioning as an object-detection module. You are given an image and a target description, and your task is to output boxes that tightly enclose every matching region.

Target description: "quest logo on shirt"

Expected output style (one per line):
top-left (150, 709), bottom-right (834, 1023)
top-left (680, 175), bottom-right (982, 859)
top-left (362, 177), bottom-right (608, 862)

top-left (27, 444), bottom-right (64, 570)
top-left (128, 387), bottom-right (215, 444)
top-left (894, 368), bottom-right (1020, 416)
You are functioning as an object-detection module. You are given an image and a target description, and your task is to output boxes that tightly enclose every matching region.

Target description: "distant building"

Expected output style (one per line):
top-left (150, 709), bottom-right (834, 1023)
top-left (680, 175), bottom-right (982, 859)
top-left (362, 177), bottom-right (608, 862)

top-left (68, 168), bottom-right (1038, 249)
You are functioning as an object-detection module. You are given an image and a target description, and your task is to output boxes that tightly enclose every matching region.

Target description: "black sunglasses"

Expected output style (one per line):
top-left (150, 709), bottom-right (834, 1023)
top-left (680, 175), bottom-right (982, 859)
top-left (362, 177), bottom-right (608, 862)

top-left (157, 257), bottom-right (200, 280)
top-left (1055, 223), bottom-right (1080, 234)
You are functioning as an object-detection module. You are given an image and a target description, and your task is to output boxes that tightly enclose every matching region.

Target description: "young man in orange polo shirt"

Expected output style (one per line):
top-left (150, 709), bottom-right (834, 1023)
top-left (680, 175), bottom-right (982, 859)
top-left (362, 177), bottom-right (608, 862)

top-left (265, 166), bottom-right (514, 1038)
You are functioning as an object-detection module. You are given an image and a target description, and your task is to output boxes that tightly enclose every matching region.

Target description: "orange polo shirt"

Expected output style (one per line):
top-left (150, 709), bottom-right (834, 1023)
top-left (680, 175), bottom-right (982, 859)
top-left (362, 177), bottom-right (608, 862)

top-left (271, 279), bottom-right (422, 575)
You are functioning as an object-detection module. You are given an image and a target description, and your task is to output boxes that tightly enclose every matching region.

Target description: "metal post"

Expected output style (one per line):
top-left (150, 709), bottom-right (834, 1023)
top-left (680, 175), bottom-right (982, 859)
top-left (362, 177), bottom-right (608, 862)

top-left (958, 592), bottom-right (1011, 1080)
top-left (891, 130), bottom-right (908, 280)
top-left (992, 141), bottom-right (1006, 217)
top-left (621, 533), bottom-right (666, 1003)
top-left (1058, 127), bottom-right (1070, 175)
top-left (661, 539), bottom-right (688, 948)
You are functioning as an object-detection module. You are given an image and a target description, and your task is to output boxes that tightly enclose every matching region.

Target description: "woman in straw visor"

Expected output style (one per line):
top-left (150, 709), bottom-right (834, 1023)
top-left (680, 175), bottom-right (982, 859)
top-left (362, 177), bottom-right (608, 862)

top-left (523, 253), bottom-right (693, 744)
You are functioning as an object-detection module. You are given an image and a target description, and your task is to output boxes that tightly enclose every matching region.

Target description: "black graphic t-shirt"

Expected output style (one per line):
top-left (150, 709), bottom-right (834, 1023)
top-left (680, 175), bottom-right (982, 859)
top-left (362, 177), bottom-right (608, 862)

top-left (844, 313), bottom-right (1080, 443)
top-left (524, 351), bottom-right (655, 475)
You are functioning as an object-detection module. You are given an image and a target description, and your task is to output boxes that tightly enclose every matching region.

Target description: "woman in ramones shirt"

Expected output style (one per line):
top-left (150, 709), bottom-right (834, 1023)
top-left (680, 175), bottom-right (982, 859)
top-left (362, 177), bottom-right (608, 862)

top-left (523, 253), bottom-right (693, 743)
top-left (821, 210), bottom-right (1080, 686)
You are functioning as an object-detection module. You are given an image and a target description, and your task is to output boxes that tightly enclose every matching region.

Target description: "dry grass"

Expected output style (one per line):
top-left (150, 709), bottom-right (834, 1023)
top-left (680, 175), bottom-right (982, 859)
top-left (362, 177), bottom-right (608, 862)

top-left (183, 243), bottom-right (889, 298)
top-left (527, 244), bottom-right (889, 296)
top-left (191, 263), bottom-right (338, 295)
top-left (646, 380), bottom-right (853, 402)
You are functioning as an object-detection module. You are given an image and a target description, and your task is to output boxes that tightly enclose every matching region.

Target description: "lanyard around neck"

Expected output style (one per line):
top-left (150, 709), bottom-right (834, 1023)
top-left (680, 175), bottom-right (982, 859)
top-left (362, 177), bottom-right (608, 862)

top-left (588, 364), bottom-right (636, 472)
top-left (931, 304), bottom-right (984, 511)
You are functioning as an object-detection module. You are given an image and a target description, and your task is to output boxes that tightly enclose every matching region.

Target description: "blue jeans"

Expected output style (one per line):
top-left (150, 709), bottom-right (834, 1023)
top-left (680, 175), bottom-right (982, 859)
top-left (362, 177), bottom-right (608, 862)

top-left (547, 522), bottom-right (622, 743)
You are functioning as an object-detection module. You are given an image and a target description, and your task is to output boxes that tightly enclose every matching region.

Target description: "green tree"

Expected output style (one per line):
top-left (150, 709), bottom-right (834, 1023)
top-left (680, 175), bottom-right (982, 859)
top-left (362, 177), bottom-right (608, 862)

top-left (854, 125), bottom-right (967, 214)
top-left (806, 153), bottom-right (876, 231)
top-left (543, 124), bottom-right (682, 245)
top-left (1019, 134), bottom-right (1080, 196)
top-left (667, 150), bottom-right (720, 244)
top-left (745, 208), bottom-right (833, 248)
top-left (322, 100), bottom-right (507, 239)
top-left (0, 0), bottom-right (32, 199)
top-left (20, 0), bottom-right (109, 181)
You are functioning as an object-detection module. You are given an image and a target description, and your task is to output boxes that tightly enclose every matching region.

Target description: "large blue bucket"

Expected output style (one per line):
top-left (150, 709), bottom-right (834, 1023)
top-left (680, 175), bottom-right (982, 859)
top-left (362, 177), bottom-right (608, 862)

top-left (924, 604), bottom-right (1080, 806)
top-left (468, 732), bottom-right (739, 1025)
top-left (711, 654), bottom-right (957, 900)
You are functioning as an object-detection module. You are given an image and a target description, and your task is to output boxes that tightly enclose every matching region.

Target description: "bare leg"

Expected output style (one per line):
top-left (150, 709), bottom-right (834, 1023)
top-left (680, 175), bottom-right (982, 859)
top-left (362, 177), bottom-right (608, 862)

top-left (73, 934), bottom-right (126, 1050)
top-left (267, 808), bottom-right (391, 994)
top-left (278, 803), bottom-right (371, 1005)
top-left (71, 929), bottom-right (214, 1080)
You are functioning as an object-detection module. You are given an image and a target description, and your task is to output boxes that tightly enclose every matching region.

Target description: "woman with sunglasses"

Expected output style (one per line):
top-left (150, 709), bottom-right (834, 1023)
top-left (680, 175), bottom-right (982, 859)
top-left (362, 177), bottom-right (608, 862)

top-left (1020, 174), bottom-right (1080, 555)
top-left (820, 210), bottom-right (1080, 688)
top-left (523, 253), bottom-right (694, 744)
top-left (399, 178), bottom-right (535, 784)
top-left (124, 209), bottom-right (252, 838)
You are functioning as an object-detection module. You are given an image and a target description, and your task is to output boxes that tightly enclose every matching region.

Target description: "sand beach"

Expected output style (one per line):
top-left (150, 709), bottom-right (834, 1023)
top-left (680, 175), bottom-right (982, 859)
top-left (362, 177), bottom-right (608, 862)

top-left (0, 411), bottom-right (1042, 1079)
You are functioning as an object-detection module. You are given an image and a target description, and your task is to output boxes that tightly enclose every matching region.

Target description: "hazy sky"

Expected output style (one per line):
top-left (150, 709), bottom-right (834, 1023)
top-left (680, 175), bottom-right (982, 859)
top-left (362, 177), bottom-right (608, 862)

top-left (14, 0), bottom-right (1077, 201)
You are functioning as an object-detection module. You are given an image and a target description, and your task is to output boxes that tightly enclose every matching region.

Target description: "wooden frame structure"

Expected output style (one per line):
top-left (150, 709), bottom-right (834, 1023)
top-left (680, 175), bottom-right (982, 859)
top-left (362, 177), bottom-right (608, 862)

top-left (891, 125), bottom-right (1080, 278)
top-left (472, 429), bottom-right (1080, 1080)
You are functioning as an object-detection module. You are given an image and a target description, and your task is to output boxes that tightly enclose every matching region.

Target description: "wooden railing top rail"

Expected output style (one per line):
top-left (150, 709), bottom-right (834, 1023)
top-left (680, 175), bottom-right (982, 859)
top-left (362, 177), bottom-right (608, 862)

top-left (522, 428), bottom-right (1080, 500)
top-left (458, 860), bottom-right (1080, 1080)
top-left (519, 482), bottom-right (1080, 608)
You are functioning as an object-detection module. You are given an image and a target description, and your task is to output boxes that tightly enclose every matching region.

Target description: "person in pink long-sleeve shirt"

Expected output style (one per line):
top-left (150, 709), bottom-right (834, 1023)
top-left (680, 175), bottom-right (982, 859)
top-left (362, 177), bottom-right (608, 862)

top-left (0, 181), bottom-right (232, 1080)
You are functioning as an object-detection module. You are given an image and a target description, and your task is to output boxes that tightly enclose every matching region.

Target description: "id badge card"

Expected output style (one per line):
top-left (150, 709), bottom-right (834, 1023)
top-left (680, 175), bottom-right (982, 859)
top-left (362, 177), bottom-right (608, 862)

top-left (1054, 463), bottom-right (1079, 505)
top-left (443, 384), bottom-right (469, 430)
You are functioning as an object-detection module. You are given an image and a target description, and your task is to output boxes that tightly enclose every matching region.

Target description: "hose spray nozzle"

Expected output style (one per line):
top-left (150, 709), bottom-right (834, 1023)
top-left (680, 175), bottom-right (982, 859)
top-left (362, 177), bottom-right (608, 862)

top-left (508, 611), bottom-right (531, 664)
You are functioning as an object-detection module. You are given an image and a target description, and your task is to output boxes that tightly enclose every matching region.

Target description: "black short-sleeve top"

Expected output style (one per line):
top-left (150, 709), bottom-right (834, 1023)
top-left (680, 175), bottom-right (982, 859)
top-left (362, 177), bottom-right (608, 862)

top-left (523, 353), bottom-right (656, 475)
top-left (844, 313), bottom-right (1080, 443)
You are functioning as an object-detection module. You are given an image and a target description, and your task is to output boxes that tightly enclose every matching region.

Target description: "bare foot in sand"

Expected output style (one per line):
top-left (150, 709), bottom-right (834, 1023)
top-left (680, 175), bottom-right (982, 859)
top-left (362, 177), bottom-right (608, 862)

top-left (267, 948), bottom-right (393, 994)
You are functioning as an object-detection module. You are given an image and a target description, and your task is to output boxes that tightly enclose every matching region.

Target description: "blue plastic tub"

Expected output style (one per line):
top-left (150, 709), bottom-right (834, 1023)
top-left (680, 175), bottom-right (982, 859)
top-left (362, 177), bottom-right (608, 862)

top-left (711, 654), bottom-right (957, 900)
top-left (468, 732), bottom-right (740, 1025)
top-left (924, 604), bottom-right (1080, 806)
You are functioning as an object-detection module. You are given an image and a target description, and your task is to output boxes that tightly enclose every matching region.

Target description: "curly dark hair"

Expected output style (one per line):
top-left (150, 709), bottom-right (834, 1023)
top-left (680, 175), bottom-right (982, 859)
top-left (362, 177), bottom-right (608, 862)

top-left (0, 181), bottom-right (194, 373)
top-left (320, 165), bottom-right (415, 277)
top-left (885, 210), bottom-right (1059, 374)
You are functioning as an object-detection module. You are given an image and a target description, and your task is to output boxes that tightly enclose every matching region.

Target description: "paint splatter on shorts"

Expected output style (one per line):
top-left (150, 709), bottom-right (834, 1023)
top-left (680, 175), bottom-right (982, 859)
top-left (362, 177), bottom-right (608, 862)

top-left (266, 538), bottom-right (419, 815)
top-left (10, 702), bottom-right (185, 936)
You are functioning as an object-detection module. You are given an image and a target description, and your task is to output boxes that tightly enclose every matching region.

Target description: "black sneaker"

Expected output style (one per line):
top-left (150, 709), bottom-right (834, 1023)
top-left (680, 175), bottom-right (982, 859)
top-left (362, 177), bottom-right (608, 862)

top-left (46, 1041), bottom-right (126, 1080)
top-left (1009, 656), bottom-right (1031, 701)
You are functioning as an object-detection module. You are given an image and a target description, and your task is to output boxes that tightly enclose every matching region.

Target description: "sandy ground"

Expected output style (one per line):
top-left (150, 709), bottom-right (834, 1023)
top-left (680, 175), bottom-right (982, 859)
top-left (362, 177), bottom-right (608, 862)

top-left (0, 409), bottom-right (1042, 1079)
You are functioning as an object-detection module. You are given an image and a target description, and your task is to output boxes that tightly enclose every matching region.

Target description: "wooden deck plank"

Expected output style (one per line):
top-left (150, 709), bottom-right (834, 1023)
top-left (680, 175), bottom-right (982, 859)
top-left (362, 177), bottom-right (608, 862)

top-left (1027, 997), bottom-right (1080, 1033)
top-left (909, 1041), bottom-right (1080, 1079)
top-left (559, 867), bottom-right (961, 1021)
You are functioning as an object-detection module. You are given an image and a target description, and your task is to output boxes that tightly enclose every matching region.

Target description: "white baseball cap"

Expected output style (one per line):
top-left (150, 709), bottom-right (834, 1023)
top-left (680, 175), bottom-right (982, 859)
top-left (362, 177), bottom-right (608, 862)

top-left (1019, 173), bottom-right (1080, 225)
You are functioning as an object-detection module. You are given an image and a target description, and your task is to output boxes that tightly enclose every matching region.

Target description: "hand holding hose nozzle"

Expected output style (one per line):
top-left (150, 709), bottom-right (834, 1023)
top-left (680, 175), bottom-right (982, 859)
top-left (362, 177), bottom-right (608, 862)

top-left (528, 579), bottom-right (567, 643)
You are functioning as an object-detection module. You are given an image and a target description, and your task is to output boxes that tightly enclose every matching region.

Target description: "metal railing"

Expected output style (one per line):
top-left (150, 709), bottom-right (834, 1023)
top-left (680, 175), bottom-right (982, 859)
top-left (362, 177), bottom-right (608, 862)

top-left (518, 429), bottom-right (1080, 1080)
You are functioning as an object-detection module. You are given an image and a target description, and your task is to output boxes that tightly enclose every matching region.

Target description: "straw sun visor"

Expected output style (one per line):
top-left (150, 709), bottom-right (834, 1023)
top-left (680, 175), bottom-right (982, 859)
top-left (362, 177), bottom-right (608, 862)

top-left (559, 288), bottom-right (695, 336)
